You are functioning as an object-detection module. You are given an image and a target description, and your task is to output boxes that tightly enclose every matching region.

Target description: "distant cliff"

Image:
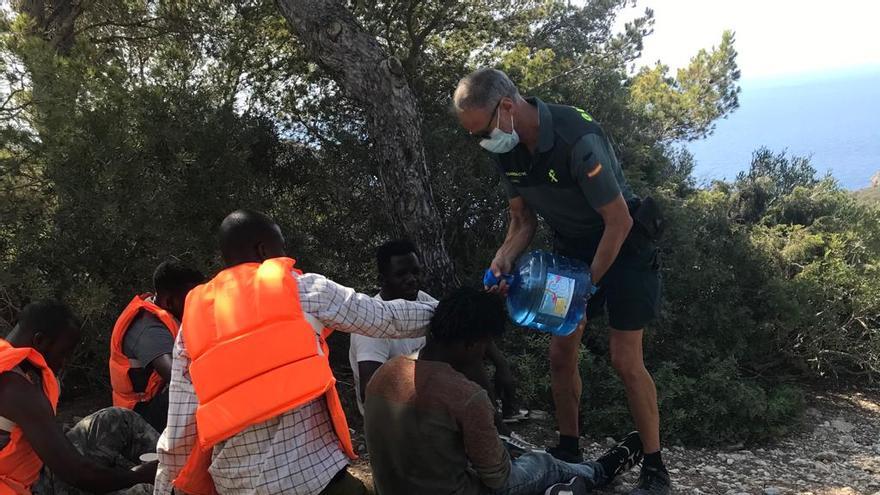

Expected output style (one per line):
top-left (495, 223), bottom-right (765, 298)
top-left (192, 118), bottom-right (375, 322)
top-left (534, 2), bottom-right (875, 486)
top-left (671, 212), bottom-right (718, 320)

top-left (854, 171), bottom-right (880, 203)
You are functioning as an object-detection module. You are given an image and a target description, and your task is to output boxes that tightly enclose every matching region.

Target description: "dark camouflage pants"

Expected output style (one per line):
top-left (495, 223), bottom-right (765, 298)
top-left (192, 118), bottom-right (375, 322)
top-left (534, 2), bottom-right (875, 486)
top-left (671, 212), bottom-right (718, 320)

top-left (32, 407), bottom-right (159, 495)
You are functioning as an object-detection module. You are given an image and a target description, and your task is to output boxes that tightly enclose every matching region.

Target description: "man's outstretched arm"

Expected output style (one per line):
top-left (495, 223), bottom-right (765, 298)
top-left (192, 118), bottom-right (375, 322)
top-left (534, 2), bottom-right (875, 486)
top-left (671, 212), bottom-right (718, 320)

top-left (0, 373), bottom-right (155, 493)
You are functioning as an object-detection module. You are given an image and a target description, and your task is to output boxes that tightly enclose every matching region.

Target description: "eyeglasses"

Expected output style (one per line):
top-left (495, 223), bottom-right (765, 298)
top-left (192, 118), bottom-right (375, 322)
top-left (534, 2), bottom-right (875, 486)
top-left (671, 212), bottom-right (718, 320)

top-left (469, 98), bottom-right (503, 140)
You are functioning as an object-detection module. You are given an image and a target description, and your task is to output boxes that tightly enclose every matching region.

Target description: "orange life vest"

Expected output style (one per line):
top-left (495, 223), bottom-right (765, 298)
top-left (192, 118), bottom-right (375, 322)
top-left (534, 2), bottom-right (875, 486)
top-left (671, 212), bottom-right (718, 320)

top-left (173, 257), bottom-right (356, 495)
top-left (0, 340), bottom-right (59, 495)
top-left (108, 294), bottom-right (179, 409)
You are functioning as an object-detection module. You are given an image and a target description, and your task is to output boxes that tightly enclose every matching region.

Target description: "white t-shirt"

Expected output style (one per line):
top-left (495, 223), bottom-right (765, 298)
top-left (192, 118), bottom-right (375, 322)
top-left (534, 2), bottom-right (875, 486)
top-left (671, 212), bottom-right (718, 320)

top-left (349, 291), bottom-right (435, 414)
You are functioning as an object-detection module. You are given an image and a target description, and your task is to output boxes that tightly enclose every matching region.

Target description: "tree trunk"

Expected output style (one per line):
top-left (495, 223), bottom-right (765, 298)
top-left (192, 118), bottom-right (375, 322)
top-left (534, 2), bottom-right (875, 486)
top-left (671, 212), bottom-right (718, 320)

top-left (274, 0), bottom-right (458, 293)
top-left (15, 0), bottom-right (83, 54)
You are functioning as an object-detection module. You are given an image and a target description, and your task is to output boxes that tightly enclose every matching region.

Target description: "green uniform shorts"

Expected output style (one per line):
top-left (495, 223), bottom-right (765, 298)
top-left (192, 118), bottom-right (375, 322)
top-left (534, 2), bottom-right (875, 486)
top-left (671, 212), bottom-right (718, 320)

top-left (554, 233), bottom-right (661, 331)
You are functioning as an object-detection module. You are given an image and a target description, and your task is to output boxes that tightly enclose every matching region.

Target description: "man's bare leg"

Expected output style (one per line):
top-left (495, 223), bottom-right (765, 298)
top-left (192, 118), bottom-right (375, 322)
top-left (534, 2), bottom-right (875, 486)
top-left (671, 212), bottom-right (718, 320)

top-left (608, 329), bottom-right (659, 453)
top-left (609, 328), bottom-right (669, 494)
top-left (548, 320), bottom-right (586, 459)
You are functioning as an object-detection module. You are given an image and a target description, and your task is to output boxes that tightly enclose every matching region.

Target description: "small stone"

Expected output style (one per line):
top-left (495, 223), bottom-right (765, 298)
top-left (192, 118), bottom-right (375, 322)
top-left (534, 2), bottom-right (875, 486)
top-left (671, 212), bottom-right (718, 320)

top-left (764, 487), bottom-right (782, 495)
top-left (528, 410), bottom-right (550, 421)
top-left (815, 450), bottom-right (838, 462)
top-left (831, 418), bottom-right (855, 432)
top-left (727, 458), bottom-right (735, 465)
top-left (805, 407), bottom-right (822, 418)
top-left (838, 434), bottom-right (855, 446)
top-left (605, 436), bottom-right (617, 447)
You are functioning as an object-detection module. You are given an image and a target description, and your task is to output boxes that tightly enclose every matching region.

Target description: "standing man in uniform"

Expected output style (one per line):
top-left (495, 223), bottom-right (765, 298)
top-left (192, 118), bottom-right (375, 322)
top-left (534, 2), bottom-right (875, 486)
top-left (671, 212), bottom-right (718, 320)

top-left (453, 68), bottom-right (668, 495)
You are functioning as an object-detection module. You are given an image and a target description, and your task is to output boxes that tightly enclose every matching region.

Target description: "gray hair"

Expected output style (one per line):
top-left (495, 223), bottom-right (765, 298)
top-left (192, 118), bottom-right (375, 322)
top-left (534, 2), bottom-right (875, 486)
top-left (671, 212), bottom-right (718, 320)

top-left (453, 68), bottom-right (520, 112)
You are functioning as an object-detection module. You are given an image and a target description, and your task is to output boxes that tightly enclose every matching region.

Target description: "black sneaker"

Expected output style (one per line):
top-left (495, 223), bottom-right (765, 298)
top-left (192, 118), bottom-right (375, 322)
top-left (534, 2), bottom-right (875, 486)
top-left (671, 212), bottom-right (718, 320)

top-left (596, 431), bottom-right (644, 483)
top-left (545, 476), bottom-right (588, 495)
top-left (546, 445), bottom-right (584, 463)
top-left (629, 465), bottom-right (671, 495)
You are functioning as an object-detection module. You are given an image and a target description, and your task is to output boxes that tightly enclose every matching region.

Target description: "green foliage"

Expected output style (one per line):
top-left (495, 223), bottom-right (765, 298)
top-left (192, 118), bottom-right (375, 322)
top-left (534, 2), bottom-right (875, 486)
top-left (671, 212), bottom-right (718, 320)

top-left (501, 148), bottom-right (879, 444)
top-left (853, 179), bottom-right (880, 205)
top-left (4, 0), bottom-right (877, 445)
top-left (630, 30), bottom-right (741, 142)
top-left (730, 147), bottom-right (819, 223)
top-left (652, 360), bottom-right (804, 444)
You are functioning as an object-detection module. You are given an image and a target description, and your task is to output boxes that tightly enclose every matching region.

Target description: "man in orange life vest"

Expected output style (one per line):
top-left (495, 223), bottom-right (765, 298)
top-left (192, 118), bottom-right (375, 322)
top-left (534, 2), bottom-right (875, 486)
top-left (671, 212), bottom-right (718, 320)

top-left (109, 260), bottom-right (204, 432)
top-left (155, 210), bottom-right (438, 495)
top-left (0, 300), bottom-right (158, 495)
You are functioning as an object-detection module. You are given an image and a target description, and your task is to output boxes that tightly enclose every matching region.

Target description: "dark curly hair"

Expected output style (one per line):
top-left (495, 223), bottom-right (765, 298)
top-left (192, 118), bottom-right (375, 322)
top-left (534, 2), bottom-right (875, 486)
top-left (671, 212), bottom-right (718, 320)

top-left (429, 287), bottom-right (506, 345)
top-left (153, 260), bottom-right (204, 296)
top-left (15, 299), bottom-right (80, 339)
top-left (376, 239), bottom-right (419, 275)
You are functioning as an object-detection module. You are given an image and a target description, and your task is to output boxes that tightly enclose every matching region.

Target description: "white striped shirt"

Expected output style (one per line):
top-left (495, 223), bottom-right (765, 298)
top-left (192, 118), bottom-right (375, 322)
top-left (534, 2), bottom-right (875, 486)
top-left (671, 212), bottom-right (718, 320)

top-left (153, 271), bottom-right (437, 495)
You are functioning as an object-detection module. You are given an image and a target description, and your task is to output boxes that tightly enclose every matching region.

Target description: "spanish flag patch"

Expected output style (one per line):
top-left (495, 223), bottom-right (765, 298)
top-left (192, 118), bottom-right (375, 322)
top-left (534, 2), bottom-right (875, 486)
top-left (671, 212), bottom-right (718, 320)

top-left (587, 162), bottom-right (603, 178)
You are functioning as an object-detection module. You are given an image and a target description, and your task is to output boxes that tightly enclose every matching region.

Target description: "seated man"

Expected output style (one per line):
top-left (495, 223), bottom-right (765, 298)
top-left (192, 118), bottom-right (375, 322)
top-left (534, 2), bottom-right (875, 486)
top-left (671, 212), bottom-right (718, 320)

top-left (109, 260), bottom-right (204, 431)
top-left (351, 240), bottom-right (519, 421)
top-left (155, 210), bottom-right (438, 495)
top-left (349, 239), bottom-right (436, 415)
top-left (0, 300), bottom-right (158, 495)
top-left (365, 287), bottom-right (643, 495)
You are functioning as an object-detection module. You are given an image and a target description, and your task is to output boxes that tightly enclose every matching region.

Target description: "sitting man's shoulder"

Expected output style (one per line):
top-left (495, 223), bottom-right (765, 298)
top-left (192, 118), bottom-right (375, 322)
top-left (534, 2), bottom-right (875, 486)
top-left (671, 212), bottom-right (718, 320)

top-left (371, 358), bottom-right (484, 404)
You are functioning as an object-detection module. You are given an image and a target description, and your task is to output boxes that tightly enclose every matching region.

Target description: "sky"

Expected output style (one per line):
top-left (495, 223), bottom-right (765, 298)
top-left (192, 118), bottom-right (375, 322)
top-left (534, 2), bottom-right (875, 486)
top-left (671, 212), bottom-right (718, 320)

top-left (612, 0), bottom-right (880, 81)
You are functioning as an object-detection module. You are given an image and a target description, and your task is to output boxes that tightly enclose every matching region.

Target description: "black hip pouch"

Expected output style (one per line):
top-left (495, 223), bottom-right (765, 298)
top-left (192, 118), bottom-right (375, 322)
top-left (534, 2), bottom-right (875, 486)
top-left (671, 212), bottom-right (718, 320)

top-left (622, 196), bottom-right (665, 256)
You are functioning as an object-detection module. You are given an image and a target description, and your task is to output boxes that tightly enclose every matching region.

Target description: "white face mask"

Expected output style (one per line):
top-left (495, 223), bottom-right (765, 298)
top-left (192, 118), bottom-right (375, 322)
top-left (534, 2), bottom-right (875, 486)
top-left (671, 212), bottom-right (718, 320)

top-left (479, 112), bottom-right (520, 154)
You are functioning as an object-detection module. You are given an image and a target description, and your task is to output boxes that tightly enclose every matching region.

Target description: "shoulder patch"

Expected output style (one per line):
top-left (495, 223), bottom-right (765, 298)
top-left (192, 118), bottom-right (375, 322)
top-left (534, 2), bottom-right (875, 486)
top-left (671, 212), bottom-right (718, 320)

top-left (573, 107), bottom-right (594, 122)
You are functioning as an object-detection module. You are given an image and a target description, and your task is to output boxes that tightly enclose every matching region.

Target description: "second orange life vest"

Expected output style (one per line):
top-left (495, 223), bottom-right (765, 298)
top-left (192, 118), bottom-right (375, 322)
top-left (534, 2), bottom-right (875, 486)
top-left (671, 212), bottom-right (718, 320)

top-left (108, 294), bottom-right (179, 409)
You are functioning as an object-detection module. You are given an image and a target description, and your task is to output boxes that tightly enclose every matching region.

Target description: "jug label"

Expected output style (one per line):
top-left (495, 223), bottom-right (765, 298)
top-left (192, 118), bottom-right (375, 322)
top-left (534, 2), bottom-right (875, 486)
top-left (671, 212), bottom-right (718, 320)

top-left (539, 273), bottom-right (575, 318)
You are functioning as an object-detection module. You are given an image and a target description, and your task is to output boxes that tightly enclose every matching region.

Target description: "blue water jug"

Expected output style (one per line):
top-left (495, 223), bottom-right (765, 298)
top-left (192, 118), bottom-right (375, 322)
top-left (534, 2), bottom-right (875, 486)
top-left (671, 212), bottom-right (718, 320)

top-left (484, 251), bottom-right (593, 336)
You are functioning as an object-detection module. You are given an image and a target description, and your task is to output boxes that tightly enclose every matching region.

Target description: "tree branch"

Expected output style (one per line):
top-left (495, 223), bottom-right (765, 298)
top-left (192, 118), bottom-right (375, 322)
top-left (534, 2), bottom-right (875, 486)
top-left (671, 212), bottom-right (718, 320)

top-left (73, 16), bottom-right (166, 36)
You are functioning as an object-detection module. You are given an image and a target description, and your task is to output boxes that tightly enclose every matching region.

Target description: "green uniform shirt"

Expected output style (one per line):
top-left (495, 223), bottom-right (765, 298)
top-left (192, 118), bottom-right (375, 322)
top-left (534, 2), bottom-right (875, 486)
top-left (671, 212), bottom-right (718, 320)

top-left (491, 97), bottom-right (634, 240)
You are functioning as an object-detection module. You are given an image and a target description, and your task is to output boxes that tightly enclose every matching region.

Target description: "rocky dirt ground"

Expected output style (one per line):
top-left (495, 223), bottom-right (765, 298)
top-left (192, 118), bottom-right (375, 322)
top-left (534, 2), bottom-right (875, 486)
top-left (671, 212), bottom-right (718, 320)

top-left (347, 388), bottom-right (880, 495)
top-left (58, 385), bottom-right (880, 494)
